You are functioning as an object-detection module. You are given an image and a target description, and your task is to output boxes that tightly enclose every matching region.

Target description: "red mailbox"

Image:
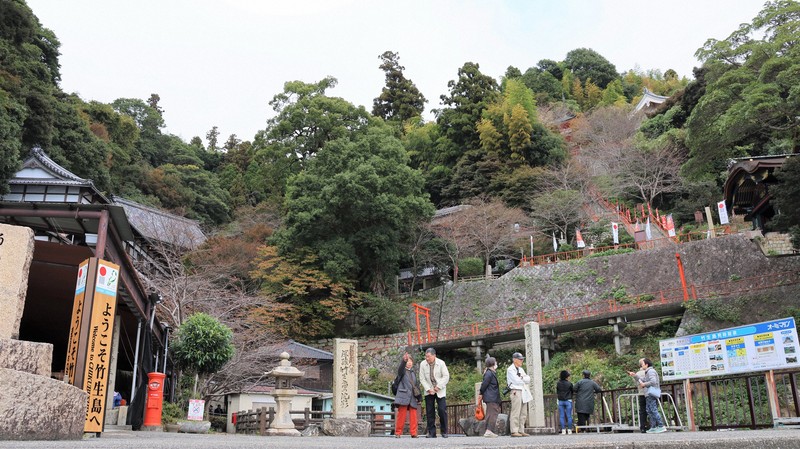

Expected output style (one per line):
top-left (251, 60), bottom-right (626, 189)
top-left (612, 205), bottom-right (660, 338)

top-left (143, 372), bottom-right (166, 427)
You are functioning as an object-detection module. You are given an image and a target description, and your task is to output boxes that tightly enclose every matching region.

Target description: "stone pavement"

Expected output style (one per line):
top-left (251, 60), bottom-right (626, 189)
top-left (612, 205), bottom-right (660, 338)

top-left (2, 429), bottom-right (800, 449)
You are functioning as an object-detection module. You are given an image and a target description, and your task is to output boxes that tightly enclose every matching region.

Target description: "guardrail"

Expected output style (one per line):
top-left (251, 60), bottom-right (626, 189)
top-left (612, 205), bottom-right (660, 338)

top-left (358, 270), bottom-right (800, 353)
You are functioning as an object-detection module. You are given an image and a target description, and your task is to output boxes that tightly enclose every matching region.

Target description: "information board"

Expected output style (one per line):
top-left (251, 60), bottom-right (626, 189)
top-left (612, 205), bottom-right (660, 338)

top-left (660, 317), bottom-right (800, 381)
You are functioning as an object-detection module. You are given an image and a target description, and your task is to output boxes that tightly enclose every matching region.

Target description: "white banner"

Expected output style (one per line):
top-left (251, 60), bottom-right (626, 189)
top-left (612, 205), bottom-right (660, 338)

top-left (552, 232), bottom-right (558, 252)
top-left (576, 229), bottom-right (585, 248)
top-left (666, 214), bottom-right (676, 237)
top-left (645, 218), bottom-right (652, 240)
top-left (717, 200), bottom-right (729, 225)
top-left (611, 222), bottom-right (619, 244)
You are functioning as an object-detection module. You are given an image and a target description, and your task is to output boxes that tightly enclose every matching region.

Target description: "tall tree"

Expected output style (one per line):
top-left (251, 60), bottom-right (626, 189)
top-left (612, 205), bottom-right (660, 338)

top-left (437, 62), bottom-right (500, 152)
top-left (372, 51), bottom-right (426, 123)
top-left (564, 48), bottom-right (619, 89)
top-left (251, 77), bottom-right (372, 204)
top-left (684, 0), bottom-right (800, 181)
top-left (458, 196), bottom-right (530, 277)
top-left (275, 125), bottom-right (434, 294)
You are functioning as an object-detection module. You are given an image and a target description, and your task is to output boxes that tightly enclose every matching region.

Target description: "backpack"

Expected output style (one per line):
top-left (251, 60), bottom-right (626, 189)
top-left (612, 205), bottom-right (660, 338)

top-left (391, 374), bottom-right (402, 395)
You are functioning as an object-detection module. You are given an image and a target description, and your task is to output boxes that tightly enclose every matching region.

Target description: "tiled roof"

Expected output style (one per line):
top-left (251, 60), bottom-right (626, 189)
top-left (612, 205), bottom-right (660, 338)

top-left (112, 196), bottom-right (206, 250)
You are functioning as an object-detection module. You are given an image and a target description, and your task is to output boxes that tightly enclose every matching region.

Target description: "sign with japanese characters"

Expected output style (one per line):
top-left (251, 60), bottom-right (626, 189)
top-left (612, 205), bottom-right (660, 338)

top-left (63, 258), bottom-right (120, 433)
top-left (65, 259), bottom-right (90, 384)
top-left (660, 317), bottom-right (800, 381)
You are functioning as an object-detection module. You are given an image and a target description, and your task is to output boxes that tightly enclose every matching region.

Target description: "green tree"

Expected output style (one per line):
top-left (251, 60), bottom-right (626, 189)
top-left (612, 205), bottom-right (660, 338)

top-left (275, 125), bottom-right (434, 294)
top-left (171, 312), bottom-right (235, 395)
top-left (771, 155), bottom-right (800, 232)
top-left (252, 77), bottom-right (372, 204)
top-left (437, 62), bottom-right (500, 152)
top-left (372, 51), bottom-right (426, 124)
top-left (684, 0), bottom-right (800, 181)
top-left (564, 48), bottom-right (619, 89)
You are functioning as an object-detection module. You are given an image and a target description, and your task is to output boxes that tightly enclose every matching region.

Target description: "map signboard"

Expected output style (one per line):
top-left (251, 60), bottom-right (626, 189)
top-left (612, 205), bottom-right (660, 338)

top-left (660, 317), bottom-right (800, 382)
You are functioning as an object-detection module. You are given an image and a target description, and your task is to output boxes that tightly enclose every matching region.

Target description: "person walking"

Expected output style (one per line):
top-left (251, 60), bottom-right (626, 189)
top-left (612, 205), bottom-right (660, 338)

top-left (393, 353), bottom-right (420, 438)
top-left (419, 348), bottom-right (450, 438)
top-left (627, 358), bottom-right (649, 433)
top-left (477, 356), bottom-right (501, 438)
top-left (573, 369), bottom-right (602, 428)
top-left (556, 370), bottom-right (574, 434)
top-left (638, 358), bottom-right (667, 433)
top-left (506, 352), bottom-right (532, 437)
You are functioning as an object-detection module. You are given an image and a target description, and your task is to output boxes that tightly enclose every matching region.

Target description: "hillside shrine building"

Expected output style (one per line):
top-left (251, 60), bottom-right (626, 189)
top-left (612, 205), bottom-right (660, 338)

top-left (0, 147), bottom-right (205, 431)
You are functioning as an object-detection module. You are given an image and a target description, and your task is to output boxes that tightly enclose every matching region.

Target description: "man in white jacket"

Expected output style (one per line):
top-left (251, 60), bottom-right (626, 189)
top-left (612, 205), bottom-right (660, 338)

top-left (419, 347), bottom-right (450, 438)
top-left (506, 352), bottom-right (531, 437)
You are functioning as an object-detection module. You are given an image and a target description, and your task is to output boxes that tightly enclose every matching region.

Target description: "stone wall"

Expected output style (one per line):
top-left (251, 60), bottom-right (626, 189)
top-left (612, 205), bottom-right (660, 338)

top-left (414, 234), bottom-right (800, 329)
top-left (759, 232), bottom-right (797, 256)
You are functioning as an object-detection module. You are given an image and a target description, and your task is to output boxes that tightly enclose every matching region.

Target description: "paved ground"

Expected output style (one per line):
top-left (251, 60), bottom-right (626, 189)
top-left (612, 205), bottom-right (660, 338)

top-left (2, 429), bottom-right (800, 449)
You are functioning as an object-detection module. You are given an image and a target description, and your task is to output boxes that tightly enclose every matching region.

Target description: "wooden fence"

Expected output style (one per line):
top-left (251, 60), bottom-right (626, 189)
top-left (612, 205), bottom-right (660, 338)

top-left (234, 408), bottom-right (399, 435)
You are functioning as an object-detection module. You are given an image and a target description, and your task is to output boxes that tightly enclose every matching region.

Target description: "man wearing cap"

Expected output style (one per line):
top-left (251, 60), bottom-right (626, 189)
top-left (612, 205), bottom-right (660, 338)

top-left (419, 348), bottom-right (450, 438)
top-left (574, 369), bottom-right (602, 428)
top-left (506, 352), bottom-right (531, 437)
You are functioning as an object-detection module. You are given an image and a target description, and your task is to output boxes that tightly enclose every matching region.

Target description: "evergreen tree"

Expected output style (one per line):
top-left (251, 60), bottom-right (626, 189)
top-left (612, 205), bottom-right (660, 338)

top-left (372, 51), bottom-right (426, 123)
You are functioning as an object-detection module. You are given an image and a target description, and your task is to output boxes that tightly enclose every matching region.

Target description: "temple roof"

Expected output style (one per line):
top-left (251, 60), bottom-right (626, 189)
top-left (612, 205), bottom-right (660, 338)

top-left (10, 147), bottom-right (97, 188)
top-left (111, 196), bottom-right (206, 251)
top-left (633, 88), bottom-right (669, 113)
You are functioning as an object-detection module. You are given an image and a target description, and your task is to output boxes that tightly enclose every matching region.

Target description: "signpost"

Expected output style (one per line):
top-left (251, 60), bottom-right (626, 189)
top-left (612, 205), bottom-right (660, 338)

top-left (64, 258), bottom-right (120, 435)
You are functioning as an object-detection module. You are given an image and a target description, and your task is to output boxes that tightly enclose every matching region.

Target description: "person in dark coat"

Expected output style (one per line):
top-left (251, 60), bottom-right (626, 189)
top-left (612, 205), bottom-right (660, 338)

top-left (394, 353), bottom-right (420, 437)
top-left (477, 356), bottom-right (501, 437)
top-left (573, 369), bottom-right (602, 427)
top-left (556, 370), bottom-right (574, 434)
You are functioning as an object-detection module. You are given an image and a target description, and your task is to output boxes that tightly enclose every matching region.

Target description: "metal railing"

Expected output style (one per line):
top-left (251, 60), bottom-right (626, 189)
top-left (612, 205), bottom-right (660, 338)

top-left (444, 370), bottom-right (800, 433)
top-left (355, 270), bottom-right (800, 353)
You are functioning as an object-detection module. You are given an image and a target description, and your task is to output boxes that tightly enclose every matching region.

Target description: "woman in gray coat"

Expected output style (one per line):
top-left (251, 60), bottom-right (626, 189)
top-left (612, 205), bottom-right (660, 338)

top-left (394, 354), bottom-right (420, 437)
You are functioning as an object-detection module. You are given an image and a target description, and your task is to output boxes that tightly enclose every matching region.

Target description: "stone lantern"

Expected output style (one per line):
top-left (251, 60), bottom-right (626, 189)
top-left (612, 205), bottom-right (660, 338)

top-left (265, 352), bottom-right (304, 436)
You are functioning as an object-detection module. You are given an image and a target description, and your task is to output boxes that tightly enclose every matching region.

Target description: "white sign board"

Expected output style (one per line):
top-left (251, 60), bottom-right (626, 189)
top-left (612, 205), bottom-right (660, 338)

top-left (187, 399), bottom-right (205, 421)
top-left (660, 317), bottom-right (800, 381)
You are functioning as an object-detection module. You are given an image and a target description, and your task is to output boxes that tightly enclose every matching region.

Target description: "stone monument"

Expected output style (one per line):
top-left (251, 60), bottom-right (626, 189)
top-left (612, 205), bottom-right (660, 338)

top-left (524, 321), bottom-right (546, 430)
top-left (0, 223), bottom-right (88, 440)
top-left (323, 338), bottom-right (369, 437)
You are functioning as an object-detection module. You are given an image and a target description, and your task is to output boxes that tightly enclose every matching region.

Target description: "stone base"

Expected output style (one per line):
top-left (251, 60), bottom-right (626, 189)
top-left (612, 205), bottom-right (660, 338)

top-left (321, 418), bottom-right (370, 437)
top-left (525, 426), bottom-right (557, 435)
top-left (300, 424), bottom-right (321, 437)
top-left (178, 420), bottom-right (211, 434)
top-left (266, 427), bottom-right (301, 436)
top-left (458, 413), bottom-right (509, 436)
top-left (0, 339), bottom-right (53, 376)
top-left (140, 425), bottom-right (164, 432)
top-left (0, 367), bottom-right (87, 440)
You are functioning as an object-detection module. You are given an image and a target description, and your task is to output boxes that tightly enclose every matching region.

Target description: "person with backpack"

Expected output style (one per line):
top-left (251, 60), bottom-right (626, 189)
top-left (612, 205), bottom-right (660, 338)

top-left (477, 356), bottom-right (501, 438)
top-left (392, 352), bottom-right (420, 438)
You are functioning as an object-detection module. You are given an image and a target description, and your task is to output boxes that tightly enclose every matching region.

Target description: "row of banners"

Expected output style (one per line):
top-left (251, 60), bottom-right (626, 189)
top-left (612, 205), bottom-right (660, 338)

top-left (555, 200), bottom-right (731, 249)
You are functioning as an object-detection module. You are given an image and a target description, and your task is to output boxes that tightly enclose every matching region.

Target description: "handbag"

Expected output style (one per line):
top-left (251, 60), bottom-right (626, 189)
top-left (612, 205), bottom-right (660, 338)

top-left (412, 384), bottom-right (421, 399)
top-left (646, 386), bottom-right (661, 399)
top-left (475, 404), bottom-right (485, 421)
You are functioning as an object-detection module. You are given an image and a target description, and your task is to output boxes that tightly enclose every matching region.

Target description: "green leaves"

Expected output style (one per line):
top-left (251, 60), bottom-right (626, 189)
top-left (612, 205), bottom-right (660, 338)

top-left (171, 313), bottom-right (235, 376)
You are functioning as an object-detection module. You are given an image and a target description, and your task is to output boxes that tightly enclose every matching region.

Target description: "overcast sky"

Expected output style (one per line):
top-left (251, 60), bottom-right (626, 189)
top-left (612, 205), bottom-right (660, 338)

top-left (27, 0), bottom-right (765, 144)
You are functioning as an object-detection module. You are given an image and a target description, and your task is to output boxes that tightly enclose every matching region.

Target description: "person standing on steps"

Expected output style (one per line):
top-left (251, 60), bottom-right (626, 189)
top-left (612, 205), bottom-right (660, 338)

top-left (574, 369), bottom-right (602, 428)
top-left (419, 347), bottom-right (450, 438)
top-left (507, 352), bottom-right (532, 437)
top-left (478, 356), bottom-right (501, 438)
top-left (556, 370), bottom-right (574, 434)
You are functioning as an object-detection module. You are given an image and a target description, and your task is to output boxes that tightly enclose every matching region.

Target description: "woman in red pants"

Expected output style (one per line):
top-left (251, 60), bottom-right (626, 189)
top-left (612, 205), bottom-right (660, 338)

top-left (393, 353), bottom-right (421, 438)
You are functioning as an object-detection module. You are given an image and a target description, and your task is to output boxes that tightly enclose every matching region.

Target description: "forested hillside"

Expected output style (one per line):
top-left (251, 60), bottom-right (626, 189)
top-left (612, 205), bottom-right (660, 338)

top-left (2, 0), bottom-right (799, 355)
